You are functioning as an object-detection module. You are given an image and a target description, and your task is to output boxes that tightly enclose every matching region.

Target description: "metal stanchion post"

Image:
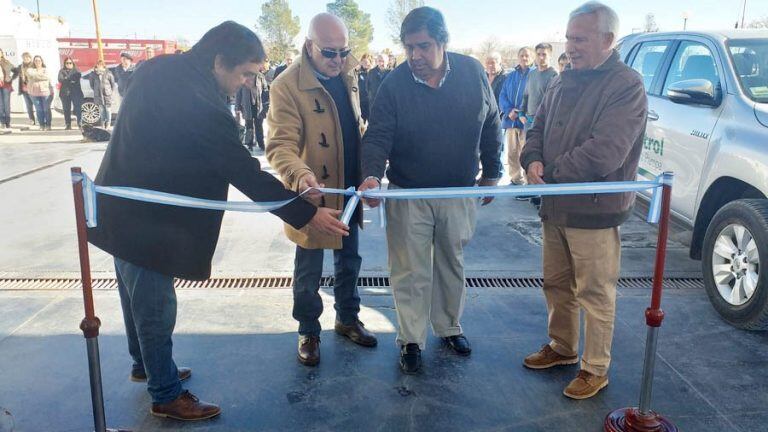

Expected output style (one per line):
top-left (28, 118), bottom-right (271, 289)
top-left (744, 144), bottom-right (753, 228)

top-left (71, 167), bottom-right (130, 432)
top-left (605, 172), bottom-right (678, 432)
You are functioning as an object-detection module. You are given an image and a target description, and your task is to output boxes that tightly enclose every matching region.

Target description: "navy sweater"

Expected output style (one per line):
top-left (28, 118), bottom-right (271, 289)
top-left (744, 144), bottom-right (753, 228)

top-left (362, 52), bottom-right (502, 188)
top-left (321, 75), bottom-right (359, 188)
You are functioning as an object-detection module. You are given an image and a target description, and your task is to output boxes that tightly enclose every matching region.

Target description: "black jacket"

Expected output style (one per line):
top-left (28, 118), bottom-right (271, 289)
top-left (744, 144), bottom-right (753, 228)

top-left (366, 66), bottom-right (388, 108)
top-left (58, 68), bottom-right (83, 99)
top-left (87, 52), bottom-right (316, 280)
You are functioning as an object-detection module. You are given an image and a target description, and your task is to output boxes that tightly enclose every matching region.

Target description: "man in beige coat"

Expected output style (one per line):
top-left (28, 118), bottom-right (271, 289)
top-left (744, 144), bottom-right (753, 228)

top-left (267, 13), bottom-right (377, 367)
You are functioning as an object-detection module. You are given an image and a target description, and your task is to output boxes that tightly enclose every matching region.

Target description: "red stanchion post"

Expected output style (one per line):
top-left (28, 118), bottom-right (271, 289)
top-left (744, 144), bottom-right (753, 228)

top-left (72, 168), bottom-right (129, 432)
top-left (605, 173), bottom-right (678, 432)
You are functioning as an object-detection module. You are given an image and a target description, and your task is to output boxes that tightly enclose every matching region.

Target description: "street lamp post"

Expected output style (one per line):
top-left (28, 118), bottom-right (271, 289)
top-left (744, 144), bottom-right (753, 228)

top-left (91, 0), bottom-right (104, 62)
top-left (682, 11), bottom-right (690, 31)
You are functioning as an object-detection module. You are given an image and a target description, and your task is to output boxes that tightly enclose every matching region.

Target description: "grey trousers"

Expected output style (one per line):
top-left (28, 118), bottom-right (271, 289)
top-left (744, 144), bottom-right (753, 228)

top-left (385, 185), bottom-right (478, 349)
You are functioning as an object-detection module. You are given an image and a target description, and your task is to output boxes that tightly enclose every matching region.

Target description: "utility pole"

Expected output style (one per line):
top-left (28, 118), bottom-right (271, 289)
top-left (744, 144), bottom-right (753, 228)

top-left (91, 0), bottom-right (104, 61)
top-left (740, 0), bottom-right (747, 29)
top-left (35, 0), bottom-right (41, 28)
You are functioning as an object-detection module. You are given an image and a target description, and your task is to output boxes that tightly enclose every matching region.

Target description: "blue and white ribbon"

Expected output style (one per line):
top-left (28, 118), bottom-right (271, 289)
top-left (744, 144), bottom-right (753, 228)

top-left (72, 171), bottom-right (674, 228)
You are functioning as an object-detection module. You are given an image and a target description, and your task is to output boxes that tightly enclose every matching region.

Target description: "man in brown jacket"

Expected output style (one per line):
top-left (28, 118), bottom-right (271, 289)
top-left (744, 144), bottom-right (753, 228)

top-left (519, 1), bottom-right (648, 400)
top-left (267, 13), bottom-right (377, 367)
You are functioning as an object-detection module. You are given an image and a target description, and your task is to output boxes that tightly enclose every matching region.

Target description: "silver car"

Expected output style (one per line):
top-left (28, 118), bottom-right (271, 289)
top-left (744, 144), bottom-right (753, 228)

top-left (618, 30), bottom-right (768, 329)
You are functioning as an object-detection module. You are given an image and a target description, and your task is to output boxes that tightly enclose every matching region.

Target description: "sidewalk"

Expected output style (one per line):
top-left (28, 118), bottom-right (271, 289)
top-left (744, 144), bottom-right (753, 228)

top-left (1, 284), bottom-right (766, 431)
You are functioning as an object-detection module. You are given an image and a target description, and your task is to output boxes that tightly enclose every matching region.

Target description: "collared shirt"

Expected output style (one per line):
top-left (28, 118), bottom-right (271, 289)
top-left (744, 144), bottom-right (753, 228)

top-left (412, 54), bottom-right (451, 88)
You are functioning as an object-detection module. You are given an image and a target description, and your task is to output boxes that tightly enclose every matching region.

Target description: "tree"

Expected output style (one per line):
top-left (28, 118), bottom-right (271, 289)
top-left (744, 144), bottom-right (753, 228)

top-left (257, 0), bottom-right (301, 63)
top-left (386, 0), bottom-right (425, 45)
top-left (747, 16), bottom-right (768, 29)
top-left (477, 36), bottom-right (503, 62)
top-left (327, 0), bottom-right (374, 56)
top-left (644, 13), bottom-right (659, 32)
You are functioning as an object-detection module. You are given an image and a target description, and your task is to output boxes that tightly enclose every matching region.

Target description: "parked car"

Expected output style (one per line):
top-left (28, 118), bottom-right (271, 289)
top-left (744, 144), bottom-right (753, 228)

top-left (52, 67), bottom-right (121, 125)
top-left (618, 30), bottom-right (768, 329)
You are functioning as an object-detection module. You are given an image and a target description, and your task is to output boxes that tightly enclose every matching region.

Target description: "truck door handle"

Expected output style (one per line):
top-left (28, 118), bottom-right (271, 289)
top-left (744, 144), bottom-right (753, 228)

top-left (647, 110), bottom-right (659, 121)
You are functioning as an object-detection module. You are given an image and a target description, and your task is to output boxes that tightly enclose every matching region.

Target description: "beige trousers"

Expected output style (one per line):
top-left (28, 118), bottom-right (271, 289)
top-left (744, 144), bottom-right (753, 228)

top-left (506, 128), bottom-right (527, 184)
top-left (385, 188), bottom-right (478, 349)
top-left (542, 222), bottom-right (621, 376)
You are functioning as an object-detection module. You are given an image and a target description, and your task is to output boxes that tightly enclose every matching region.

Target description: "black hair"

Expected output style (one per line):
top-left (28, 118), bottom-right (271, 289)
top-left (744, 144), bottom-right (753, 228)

top-left (400, 7), bottom-right (449, 46)
top-left (558, 53), bottom-right (569, 62)
top-left (535, 43), bottom-right (553, 52)
top-left (190, 21), bottom-right (266, 70)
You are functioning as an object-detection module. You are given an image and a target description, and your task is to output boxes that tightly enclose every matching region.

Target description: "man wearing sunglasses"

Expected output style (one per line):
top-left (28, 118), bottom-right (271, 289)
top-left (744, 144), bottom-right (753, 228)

top-left (267, 13), bottom-right (376, 367)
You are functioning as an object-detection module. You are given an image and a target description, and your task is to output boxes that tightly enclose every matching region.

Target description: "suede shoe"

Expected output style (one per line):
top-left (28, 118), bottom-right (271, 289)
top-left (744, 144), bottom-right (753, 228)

top-left (335, 319), bottom-right (378, 347)
top-left (443, 334), bottom-right (472, 356)
top-left (298, 335), bottom-right (320, 366)
top-left (523, 344), bottom-right (579, 369)
top-left (150, 390), bottom-right (221, 421)
top-left (563, 370), bottom-right (609, 399)
top-left (131, 367), bottom-right (192, 383)
top-left (400, 343), bottom-right (422, 375)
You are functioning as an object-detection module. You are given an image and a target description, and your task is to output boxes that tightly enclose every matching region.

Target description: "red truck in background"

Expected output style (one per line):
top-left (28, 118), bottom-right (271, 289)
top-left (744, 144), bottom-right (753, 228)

top-left (57, 37), bottom-right (177, 68)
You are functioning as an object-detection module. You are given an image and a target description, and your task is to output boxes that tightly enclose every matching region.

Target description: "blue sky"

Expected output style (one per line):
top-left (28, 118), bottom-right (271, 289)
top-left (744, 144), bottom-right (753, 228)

top-left (15, 0), bottom-right (768, 51)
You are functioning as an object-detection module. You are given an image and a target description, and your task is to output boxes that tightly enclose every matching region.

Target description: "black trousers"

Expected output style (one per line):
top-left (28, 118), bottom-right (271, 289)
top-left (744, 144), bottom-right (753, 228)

top-left (61, 93), bottom-right (83, 127)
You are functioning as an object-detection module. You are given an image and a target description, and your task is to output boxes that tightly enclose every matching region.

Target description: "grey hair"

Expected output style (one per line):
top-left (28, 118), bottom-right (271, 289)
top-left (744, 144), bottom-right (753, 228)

top-left (487, 52), bottom-right (502, 64)
top-left (569, 1), bottom-right (619, 44)
top-left (307, 13), bottom-right (348, 41)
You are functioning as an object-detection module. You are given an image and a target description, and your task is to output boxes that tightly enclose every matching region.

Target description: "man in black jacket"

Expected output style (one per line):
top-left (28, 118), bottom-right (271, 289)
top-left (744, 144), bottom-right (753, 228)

top-left (87, 21), bottom-right (348, 421)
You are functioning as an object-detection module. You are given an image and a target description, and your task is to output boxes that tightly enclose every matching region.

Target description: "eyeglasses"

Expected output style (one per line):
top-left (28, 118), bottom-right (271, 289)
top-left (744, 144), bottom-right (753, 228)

top-left (315, 45), bottom-right (351, 59)
top-left (65, 62), bottom-right (73, 64)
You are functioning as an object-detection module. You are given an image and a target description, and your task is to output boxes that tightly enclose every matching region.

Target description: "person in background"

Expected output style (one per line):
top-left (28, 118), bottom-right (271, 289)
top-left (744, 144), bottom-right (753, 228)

top-left (523, 43), bottom-right (558, 126)
top-left (12, 52), bottom-right (36, 126)
top-left (366, 53), bottom-right (389, 109)
top-left (558, 52), bottom-right (571, 72)
top-left (357, 53), bottom-right (371, 122)
top-left (112, 52), bottom-right (135, 97)
top-left (253, 63), bottom-right (269, 150)
top-left (58, 57), bottom-right (84, 130)
top-left (272, 53), bottom-right (294, 79)
top-left (86, 60), bottom-right (116, 128)
top-left (25, 55), bottom-right (52, 131)
top-left (499, 46), bottom-right (533, 184)
top-left (485, 52), bottom-right (507, 117)
top-left (0, 50), bottom-right (13, 130)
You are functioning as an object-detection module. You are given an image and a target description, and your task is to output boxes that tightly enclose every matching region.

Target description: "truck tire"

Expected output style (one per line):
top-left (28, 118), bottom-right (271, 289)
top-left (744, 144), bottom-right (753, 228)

top-left (702, 199), bottom-right (768, 330)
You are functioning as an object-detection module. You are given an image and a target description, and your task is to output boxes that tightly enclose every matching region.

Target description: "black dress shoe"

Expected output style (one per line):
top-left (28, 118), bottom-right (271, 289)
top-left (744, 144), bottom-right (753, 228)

top-left (444, 334), bottom-right (472, 356)
top-left (335, 319), bottom-right (378, 347)
top-left (298, 335), bottom-right (321, 366)
top-left (400, 343), bottom-right (422, 374)
top-left (131, 367), bottom-right (192, 382)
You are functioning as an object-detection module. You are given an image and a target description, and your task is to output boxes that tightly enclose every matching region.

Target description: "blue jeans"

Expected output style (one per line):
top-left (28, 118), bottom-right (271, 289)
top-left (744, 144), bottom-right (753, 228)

top-left (293, 216), bottom-right (362, 336)
top-left (0, 87), bottom-right (10, 126)
top-left (114, 257), bottom-right (182, 404)
top-left (31, 96), bottom-right (50, 126)
top-left (98, 104), bottom-right (110, 127)
top-left (22, 93), bottom-right (35, 121)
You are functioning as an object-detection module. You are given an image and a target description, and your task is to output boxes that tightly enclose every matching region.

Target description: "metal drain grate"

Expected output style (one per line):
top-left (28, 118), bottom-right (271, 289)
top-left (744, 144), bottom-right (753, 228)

top-left (0, 276), bottom-right (703, 290)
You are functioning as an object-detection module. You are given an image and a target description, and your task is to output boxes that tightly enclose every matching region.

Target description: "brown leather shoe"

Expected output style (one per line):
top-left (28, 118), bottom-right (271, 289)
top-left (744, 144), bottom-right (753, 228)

top-left (150, 390), bottom-right (221, 421)
top-left (563, 370), bottom-right (609, 399)
top-left (335, 319), bottom-right (378, 347)
top-left (131, 367), bottom-right (192, 383)
top-left (523, 344), bottom-right (579, 369)
top-left (298, 335), bottom-right (320, 366)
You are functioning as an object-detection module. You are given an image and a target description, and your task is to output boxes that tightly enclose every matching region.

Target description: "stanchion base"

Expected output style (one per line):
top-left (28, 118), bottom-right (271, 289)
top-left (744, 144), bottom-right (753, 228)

top-left (605, 407), bottom-right (677, 432)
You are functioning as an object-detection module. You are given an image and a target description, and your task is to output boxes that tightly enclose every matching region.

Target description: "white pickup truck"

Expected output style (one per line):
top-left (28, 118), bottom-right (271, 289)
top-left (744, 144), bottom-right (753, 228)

top-left (618, 30), bottom-right (768, 329)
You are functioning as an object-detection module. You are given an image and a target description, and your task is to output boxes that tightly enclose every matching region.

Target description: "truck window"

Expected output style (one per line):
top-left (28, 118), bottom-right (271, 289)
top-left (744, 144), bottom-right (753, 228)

top-left (728, 39), bottom-right (768, 103)
top-left (663, 41), bottom-right (720, 96)
top-left (629, 41), bottom-right (671, 92)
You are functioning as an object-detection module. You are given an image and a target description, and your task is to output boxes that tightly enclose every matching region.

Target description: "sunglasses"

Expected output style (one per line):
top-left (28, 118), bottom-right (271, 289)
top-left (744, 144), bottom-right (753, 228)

top-left (316, 45), bottom-right (351, 59)
top-left (65, 62), bottom-right (73, 64)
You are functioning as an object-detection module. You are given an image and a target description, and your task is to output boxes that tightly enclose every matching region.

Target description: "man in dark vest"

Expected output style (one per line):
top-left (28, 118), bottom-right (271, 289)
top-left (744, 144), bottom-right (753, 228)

top-left (88, 21), bottom-right (348, 421)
